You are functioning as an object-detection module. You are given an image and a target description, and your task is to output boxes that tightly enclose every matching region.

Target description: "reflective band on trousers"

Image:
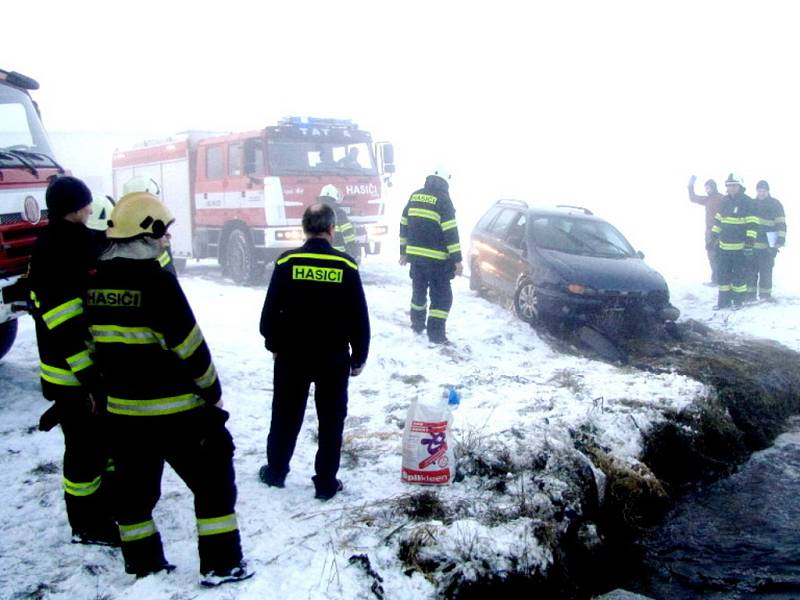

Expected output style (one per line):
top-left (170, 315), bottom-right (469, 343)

top-left (276, 252), bottom-right (357, 270)
top-left (194, 362), bottom-right (218, 389)
top-left (91, 325), bottom-right (167, 348)
top-left (719, 242), bottom-right (745, 251)
top-left (63, 475), bottom-right (101, 497)
top-left (429, 309), bottom-right (449, 320)
top-left (43, 297), bottom-right (83, 330)
top-left (405, 246), bottom-right (448, 260)
top-left (197, 513), bottom-right (238, 537)
top-left (41, 362), bottom-right (81, 386)
top-left (119, 519), bottom-right (158, 542)
top-left (410, 302), bottom-right (427, 311)
top-left (173, 324), bottom-right (204, 360)
top-left (107, 393), bottom-right (205, 416)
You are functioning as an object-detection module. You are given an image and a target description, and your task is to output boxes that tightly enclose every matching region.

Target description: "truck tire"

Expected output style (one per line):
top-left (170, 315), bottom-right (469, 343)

top-left (0, 319), bottom-right (18, 361)
top-left (223, 228), bottom-right (261, 285)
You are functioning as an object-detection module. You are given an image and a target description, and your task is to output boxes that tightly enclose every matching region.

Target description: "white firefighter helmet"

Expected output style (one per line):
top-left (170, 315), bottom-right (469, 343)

top-left (106, 192), bottom-right (174, 240)
top-left (122, 175), bottom-right (161, 196)
top-left (320, 184), bottom-right (343, 203)
top-left (86, 193), bottom-right (116, 232)
top-left (430, 165), bottom-right (451, 182)
top-left (725, 173), bottom-right (744, 187)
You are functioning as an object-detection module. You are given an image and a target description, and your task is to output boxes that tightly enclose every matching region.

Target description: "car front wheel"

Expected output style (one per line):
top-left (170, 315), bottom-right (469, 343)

top-left (514, 280), bottom-right (539, 324)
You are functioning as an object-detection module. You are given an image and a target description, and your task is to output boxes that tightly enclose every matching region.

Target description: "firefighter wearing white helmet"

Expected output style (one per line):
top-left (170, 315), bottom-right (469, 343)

top-left (87, 193), bottom-right (116, 232)
top-left (710, 173), bottom-right (756, 309)
top-left (122, 176), bottom-right (160, 196)
top-left (318, 184), bottom-right (358, 258)
top-left (85, 190), bottom-right (252, 584)
top-left (399, 165), bottom-right (462, 344)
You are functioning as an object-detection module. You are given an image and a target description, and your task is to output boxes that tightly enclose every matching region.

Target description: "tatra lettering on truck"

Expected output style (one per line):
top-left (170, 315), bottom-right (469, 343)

top-left (0, 68), bottom-right (65, 361)
top-left (112, 116), bottom-right (396, 285)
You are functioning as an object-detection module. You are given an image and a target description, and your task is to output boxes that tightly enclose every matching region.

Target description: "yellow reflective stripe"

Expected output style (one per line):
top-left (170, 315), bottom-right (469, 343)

top-left (410, 302), bottom-right (427, 311)
top-left (30, 290), bottom-right (41, 309)
top-left (173, 324), bottom-right (204, 360)
top-left (428, 309), bottom-right (449, 320)
top-left (91, 325), bottom-right (167, 348)
top-left (43, 298), bottom-right (83, 330)
top-left (746, 230), bottom-right (757, 238)
top-left (410, 193), bottom-right (438, 205)
top-left (406, 246), bottom-right (448, 260)
top-left (719, 242), bottom-right (745, 251)
top-left (711, 225), bottom-right (721, 233)
top-left (754, 242), bottom-right (769, 249)
top-left (40, 362), bottom-right (81, 386)
top-left (338, 222), bottom-right (354, 232)
top-left (447, 243), bottom-right (461, 254)
top-left (194, 362), bottom-right (218, 389)
top-left (719, 216), bottom-right (748, 224)
top-left (119, 519), bottom-right (157, 542)
top-left (775, 216), bottom-right (786, 224)
top-left (63, 475), bottom-right (101, 497)
top-left (107, 394), bottom-right (205, 416)
top-left (400, 217), bottom-right (408, 225)
top-left (276, 252), bottom-right (357, 270)
top-left (157, 250), bottom-right (171, 268)
top-left (408, 208), bottom-right (441, 223)
top-left (732, 284), bottom-right (748, 293)
top-left (441, 219), bottom-right (457, 231)
top-left (718, 284), bottom-right (732, 291)
top-left (333, 244), bottom-right (346, 251)
top-left (399, 237), bottom-right (407, 245)
top-left (66, 349), bottom-right (93, 373)
top-left (197, 513), bottom-right (238, 537)
top-left (343, 233), bottom-right (356, 243)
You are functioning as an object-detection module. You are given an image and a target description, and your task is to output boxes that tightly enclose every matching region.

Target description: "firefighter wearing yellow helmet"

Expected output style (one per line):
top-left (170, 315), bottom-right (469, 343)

top-left (318, 184), bottom-right (358, 259)
top-left (85, 191), bottom-right (252, 584)
top-left (113, 183), bottom-right (177, 274)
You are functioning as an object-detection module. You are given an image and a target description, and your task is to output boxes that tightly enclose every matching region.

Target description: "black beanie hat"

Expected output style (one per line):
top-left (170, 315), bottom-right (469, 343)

top-left (756, 180), bottom-right (770, 191)
top-left (46, 176), bottom-right (92, 219)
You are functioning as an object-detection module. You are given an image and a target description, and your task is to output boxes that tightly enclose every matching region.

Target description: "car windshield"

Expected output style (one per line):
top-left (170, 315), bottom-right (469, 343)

top-left (0, 81), bottom-right (55, 161)
top-left (529, 215), bottom-right (635, 258)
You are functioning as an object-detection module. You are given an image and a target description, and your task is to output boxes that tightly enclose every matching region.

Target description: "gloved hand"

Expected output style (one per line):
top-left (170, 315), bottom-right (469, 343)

top-left (38, 404), bottom-right (61, 432)
top-left (688, 175), bottom-right (697, 187)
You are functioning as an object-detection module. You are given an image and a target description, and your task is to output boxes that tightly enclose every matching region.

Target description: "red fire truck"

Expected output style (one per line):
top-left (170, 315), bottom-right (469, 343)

top-left (0, 69), bottom-right (64, 360)
top-left (112, 117), bottom-right (395, 283)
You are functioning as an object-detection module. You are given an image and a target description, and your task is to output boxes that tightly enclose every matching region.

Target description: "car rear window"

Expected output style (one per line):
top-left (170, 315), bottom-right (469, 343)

top-left (486, 208), bottom-right (518, 238)
top-left (476, 206), bottom-right (503, 232)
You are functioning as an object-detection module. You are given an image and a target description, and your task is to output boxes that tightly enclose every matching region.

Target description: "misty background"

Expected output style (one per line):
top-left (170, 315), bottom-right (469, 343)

top-left (5, 0), bottom-right (798, 284)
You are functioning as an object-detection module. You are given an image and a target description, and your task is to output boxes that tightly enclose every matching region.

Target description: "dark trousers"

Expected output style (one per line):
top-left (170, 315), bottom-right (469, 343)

top-left (717, 250), bottom-right (748, 307)
top-left (409, 261), bottom-right (454, 342)
top-left (747, 249), bottom-right (776, 299)
top-left (266, 351), bottom-right (350, 494)
top-left (111, 407), bottom-right (242, 575)
top-left (58, 403), bottom-right (116, 537)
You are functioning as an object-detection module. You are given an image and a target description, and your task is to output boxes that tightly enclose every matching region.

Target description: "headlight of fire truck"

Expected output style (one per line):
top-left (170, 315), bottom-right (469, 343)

top-left (275, 228), bottom-right (305, 241)
top-left (365, 224), bottom-right (389, 238)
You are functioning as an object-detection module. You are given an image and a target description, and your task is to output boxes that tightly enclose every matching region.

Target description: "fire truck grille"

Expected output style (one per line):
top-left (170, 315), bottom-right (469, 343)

top-left (0, 209), bottom-right (48, 226)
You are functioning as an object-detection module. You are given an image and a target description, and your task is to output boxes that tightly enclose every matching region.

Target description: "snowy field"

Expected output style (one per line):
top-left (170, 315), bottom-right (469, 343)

top-left (0, 251), bottom-right (797, 599)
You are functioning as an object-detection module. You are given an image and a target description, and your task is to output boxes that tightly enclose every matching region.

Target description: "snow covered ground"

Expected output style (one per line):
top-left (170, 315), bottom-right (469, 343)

top-left (1, 251), bottom-right (797, 599)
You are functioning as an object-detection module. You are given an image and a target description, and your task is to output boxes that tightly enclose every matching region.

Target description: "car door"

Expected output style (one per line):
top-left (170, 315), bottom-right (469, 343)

top-left (494, 211), bottom-right (529, 296)
top-left (476, 207), bottom-right (518, 292)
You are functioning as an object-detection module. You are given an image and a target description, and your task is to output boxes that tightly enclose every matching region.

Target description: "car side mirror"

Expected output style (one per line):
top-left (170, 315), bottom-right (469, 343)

top-left (636, 250), bottom-right (645, 259)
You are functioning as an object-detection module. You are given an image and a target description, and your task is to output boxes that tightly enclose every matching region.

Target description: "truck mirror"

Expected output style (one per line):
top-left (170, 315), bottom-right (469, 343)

top-left (380, 143), bottom-right (395, 174)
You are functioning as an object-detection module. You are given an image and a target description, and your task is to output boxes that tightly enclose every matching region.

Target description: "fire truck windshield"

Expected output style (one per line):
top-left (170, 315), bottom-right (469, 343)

top-left (0, 81), bottom-right (55, 164)
top-left (266, 139), bottom-right (377, 176)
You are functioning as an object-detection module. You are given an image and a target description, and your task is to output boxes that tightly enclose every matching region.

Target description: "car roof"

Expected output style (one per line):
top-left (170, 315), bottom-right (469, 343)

top-left (492, 199), bottom-right (602, 221)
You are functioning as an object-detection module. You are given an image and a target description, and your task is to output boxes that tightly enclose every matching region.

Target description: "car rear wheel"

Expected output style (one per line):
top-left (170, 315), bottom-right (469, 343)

top-left (514, 279), bottom-right (539, 324)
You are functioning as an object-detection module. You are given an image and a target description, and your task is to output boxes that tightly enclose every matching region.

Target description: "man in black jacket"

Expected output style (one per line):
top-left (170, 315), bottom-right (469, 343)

top-left (399, 166), bottom-right (462, 343)
top-left (27, 175), bottom-right (118, 546)
top-left (259, 203), bottom-right (370, 500)
top-left (85, 192), bottom-right (251, 586)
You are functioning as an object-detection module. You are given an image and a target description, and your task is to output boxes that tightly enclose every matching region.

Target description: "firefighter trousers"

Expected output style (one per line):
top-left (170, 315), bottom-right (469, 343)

top-left (409, 261), bottom-right (454, 343)
top-left (746, 249), bottom-right (776, 300)
top-left (58, 401), bottom-right (117, 538)
top-left (110, 407), bottom-right (243, 576)
top-left (266, 351), bottom-right (350, 495)
top-left (716, 249), bottom-right (748, 307)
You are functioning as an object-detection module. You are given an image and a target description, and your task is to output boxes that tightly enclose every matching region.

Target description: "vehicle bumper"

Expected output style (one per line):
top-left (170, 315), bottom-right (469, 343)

top-left (536, 287), bottom-right (679, 323)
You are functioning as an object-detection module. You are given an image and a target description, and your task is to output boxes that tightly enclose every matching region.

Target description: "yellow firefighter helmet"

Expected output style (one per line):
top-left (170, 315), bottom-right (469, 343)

top-left (106, 192), bottom-right (174, 240)
top-left (86, 193), bottom-right (116, 232)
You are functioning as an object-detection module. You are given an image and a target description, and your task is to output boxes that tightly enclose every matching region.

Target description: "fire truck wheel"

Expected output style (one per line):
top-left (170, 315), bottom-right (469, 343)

top-left (0, 319), bottom-right (18, 361)
top-left (224, 228), bottom-right (260, 285)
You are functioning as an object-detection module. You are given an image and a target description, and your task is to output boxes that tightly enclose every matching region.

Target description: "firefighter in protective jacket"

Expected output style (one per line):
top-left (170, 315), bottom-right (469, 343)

top-left (399, 166), bottom-right (462, 343)
top-left (319, 184), bottom-right (358, 259)
top-left (746, 179), bottom-right (786, 301)
top-left (84, 192), bottom-right (252, 586)
top-left (711, 174), bottom-right (756, 309)
top-left (259, 203), bottom-right (370, 500)
top-left (27, 175), bottom-right (118, 546)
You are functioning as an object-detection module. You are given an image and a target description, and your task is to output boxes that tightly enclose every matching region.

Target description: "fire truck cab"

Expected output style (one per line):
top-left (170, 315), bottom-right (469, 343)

top-left (0, 69), bottom-right (63, 360)
top-left (112, 117), bottom-right (394, 284)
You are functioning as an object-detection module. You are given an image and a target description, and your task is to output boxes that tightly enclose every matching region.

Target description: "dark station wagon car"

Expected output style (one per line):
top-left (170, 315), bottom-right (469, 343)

top-left (469, 200), bottom-right (680, 331)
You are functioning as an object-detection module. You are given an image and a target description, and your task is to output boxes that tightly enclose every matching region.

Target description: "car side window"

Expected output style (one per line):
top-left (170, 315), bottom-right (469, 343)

top-left (486, 208), bottom-right (517, 239)
top-left (476, 206), bottom-right (503, 232)
top-left (504, 213), bottom-right (526, 248)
